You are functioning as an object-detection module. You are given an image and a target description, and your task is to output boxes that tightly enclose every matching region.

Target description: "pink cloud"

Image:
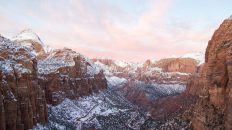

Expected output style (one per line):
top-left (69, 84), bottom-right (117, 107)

top-left (0, 0), bottom-right (219, 62)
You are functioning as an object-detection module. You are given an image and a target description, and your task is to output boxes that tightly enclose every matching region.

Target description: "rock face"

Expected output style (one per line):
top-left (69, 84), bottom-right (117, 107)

top-left (0, 31), bottom-right (108, 129)
top-left (187, 17), bottom-right (232, 130)
top-left (38, 48), bottom-right (107, 105)
top-left (0, 36), bottom-right (48, 130)
top-left (154, 58), bottom-right (199, 73)
top-left (185, 64), bottom-right (205, 96)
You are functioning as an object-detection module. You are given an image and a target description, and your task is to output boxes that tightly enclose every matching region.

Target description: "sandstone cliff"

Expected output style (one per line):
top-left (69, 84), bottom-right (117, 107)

top-left (154, 58), bottom-right (199, 73)
top-left (187, 17), bottom-right (232, 130)
top-left (0, 36), bottom-right (48, 130)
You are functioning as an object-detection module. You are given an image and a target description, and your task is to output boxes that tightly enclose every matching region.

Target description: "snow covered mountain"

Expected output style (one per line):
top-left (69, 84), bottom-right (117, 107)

top-left (12, 29), bottom-right (53, 57)
top-left (0, 30), bottom-right (108, 130)
top-left (92, 56), bottom-right (200, 85)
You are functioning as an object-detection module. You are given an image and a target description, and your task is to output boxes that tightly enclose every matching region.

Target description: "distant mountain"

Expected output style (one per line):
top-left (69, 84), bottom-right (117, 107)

top-left (180, 52), bottom-right (205, 65)
top-left (91, 55), bottom-right (200, 113)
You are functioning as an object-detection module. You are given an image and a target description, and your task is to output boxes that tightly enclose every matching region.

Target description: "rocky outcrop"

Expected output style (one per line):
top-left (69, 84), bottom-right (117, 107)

top-left (186, 17), bottom-right (232, 130)
top-left (12, 30), bottom-right (45, 55)
top-left (38, 48), bottom-right (107, 105)
top-left (12, 29), bottom-right (53, 59)
top-left (38, 71), bottom-right (107, 105)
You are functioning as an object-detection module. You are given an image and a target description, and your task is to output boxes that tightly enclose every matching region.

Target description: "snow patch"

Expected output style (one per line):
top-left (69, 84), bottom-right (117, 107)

top-left (12, 29), bottom-right (43, 45)
top-left (38, 48), bottom-right (79, 74)
top-left (106, 76), bottom-right (127, 87)
top-left (153, 83), bottom-right (186, 94)
top-left (87, 63), bottom-right (101, 76)
top-left (33, 90), bottom-right (144, 130)
top-left (94, 61), bottom-right (113, 76)
top-left (114, 60), bottom-right (128, 68)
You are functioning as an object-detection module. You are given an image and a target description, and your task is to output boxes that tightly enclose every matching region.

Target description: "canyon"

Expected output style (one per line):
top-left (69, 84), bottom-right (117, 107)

top-left (0, 16), bottom-right (232, 130)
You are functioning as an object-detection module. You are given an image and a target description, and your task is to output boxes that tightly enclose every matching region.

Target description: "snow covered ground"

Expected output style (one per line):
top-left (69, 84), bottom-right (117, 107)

top-left (32, 81), bottom-right (186, 130)
top-left (106, 76), bottom-right (127, 88)
top-left (33, 90), bottom-right (146, 130)
top-left (124, 81), bottom-right (186, 101)
top-left (152, 83), bottom-right (186, 95)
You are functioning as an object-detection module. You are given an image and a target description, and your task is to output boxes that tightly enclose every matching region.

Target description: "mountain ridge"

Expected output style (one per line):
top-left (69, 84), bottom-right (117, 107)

top-left (0, 31), bottom-right (108, 130)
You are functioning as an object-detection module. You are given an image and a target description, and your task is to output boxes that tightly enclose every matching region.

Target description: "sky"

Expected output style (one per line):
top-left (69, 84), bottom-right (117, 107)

top-left (0, 0), bottom-right (232, 62)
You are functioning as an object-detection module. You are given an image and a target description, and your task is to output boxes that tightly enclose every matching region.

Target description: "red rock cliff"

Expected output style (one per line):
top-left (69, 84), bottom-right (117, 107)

top-left (155, 58), bottom-right (199, 73)
top-left (187, 17), bottom-right (232, 130)
top-left (0, 36), bottom-right (48, 130)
